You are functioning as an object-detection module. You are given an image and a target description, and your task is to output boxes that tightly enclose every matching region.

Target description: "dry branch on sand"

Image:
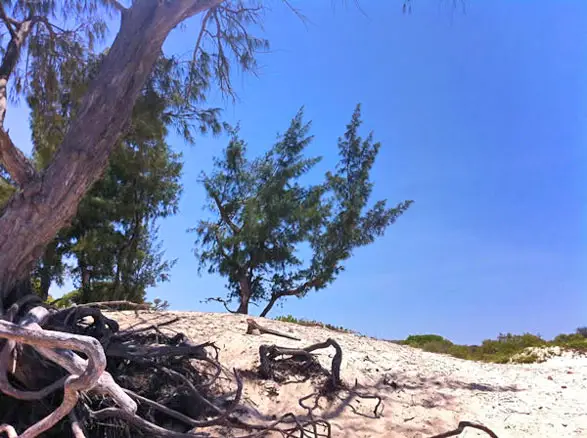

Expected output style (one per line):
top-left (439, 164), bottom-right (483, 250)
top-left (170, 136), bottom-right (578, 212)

top-left (0, 300), bottom-right (499, 437)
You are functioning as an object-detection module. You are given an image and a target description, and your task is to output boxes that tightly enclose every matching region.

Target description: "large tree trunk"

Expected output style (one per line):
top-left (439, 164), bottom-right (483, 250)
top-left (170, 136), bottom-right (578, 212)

top-left (0, 0), bottom-right (222, 308)
top-left (236, 277), bottom-right (251, 314)
top-left (236, 300), bottom-right (249, 314)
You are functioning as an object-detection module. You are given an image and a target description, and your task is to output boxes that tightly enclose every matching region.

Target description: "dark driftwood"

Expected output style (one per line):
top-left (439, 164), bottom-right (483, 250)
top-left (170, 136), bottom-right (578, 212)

top-left (430, 421), bottom-right (499, 438)
top-left (259, 338), bottom-right (343, 386)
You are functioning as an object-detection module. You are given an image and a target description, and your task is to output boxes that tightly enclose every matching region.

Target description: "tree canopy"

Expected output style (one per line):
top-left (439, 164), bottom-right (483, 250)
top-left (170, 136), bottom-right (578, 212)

top-left (8, 50), bottom-right (192, 304)
top-left (193, 104), bottom-right (413, 316)
top-left (0, 0), bottom-right (270, 299)
top-left (0, 0), bottom-right (262, 303)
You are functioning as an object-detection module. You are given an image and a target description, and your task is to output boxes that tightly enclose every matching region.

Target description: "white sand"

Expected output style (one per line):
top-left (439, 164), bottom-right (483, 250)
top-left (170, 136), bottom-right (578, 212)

top-left (107, 311), bottom-right (587, 437)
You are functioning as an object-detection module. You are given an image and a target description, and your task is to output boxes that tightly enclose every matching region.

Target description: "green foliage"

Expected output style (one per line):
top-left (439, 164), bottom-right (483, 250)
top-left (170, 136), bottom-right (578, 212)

top-left (192, 105), bottom-right (413, 315)
top-left (0, 177), bottom-right (15, 206)
top-left (50, 290), bottom-right (81, 309)
top-left (274, 314), bottom-right (353, 333)
top-left (575, 327), bottom-right (587, 338)
top-left (403, 334), bottom-right (451, 346)
top-left (3, 1), bottom-right (268, 139)
top-left (26, 51), bottom-right (190, 303)
top-left (552, 331), bottom-right (587, 352)
top-left (401, 334), bottom-right (455, 355)
top-left (0, 1), bottom-right (111, 103)
top-left (475, 333), bottom-right (546, 363)
top-left (511, 353), bottom-right (541, 364)
top-left (400, 329), bottom-right (587, 364)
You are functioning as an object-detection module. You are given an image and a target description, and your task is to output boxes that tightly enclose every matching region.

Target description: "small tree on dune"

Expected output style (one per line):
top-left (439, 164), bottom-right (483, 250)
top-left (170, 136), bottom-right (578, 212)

top-left (192, 104), bottom-right (413, 316)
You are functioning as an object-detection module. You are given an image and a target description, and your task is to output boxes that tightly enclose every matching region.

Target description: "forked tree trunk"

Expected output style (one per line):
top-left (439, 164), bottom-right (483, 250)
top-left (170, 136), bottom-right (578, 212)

top-left (0, 0), bottom-right (222, 309)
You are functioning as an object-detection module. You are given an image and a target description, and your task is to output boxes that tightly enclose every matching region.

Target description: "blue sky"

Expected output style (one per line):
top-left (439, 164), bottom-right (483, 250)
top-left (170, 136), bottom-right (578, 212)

top-left (6, 1), bottom-right (586, 344)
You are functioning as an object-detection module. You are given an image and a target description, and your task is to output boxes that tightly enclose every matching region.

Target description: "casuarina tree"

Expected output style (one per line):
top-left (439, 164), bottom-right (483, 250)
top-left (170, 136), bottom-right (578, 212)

top-left (192, 105), bottom-right (413, 316)
top-left (0, 1), bottom-right (440, 437)
top-left (26, 53), bottom-right (188, 304)
top-left (0, 0), bottom-right (262, 300)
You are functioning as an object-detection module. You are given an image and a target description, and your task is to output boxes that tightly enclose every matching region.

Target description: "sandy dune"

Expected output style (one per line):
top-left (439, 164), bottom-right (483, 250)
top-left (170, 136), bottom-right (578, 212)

top-left (107, 310), bottom-right (587, 437)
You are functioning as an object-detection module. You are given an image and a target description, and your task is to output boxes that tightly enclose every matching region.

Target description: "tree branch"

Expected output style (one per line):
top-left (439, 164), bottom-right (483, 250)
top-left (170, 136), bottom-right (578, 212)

top-left (259, 278), bottom-right (320, 317)
top-left (69, 411), bottom-right (86, 438)
top-left (210, 191), bottom-right (241, 234)
top-left (0, 3), bottom-right (16, 39)
top-left (0, 424), bottom-right (16, 438)
top-left (20, 305), bottom-right (137, 413)
top-left (186, 8), bottom-right (214, 97)
top-left (0, 129), bottom-right (37, 187)
top-left (107, 0), bottom-right (128, 13)
top-left (0, 18), bottom-right (36, 126)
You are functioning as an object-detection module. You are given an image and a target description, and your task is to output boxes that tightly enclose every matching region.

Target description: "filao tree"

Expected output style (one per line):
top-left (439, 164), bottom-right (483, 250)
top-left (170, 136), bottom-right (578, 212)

top-left (193, 105), bottom-right (413, 316)
top-left (0, 1), bottom-right (434, 436)
top-left (0, 0), bottom-right (264, 302)
top-left (27, 53), bottom-right (190, 304)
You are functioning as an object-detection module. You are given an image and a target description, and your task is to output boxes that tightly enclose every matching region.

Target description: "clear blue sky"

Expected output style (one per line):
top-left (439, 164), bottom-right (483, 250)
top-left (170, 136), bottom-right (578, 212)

top-left (7, 1), bottom-right (586, 344)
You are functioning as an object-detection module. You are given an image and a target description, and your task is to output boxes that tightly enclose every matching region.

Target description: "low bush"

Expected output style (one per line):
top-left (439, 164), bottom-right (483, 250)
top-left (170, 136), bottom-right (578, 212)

top-left (576, 327), bottom-right (587, 338)
top-left (274, 315), bottom-right (353, 333)
top-left (401, 328), bottom-right (586, 364)
top-left (403, 334), bottom-right (451, 347)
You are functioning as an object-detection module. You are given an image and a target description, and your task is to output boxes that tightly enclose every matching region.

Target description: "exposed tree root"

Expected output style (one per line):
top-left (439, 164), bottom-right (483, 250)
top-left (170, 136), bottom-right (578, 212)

top-left (0, 300), bottom-right (498, 437)
top-left (429, 421), bottom-right (499, 438)
top-left (257, 337), bottom-right (383, 428)
top-left (0, 299), bottom-right (333, 437)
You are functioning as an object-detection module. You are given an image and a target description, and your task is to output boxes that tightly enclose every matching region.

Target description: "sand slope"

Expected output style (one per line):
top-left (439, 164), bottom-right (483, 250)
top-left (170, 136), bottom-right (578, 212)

top-left (107, 311), bottom-right (587, 437)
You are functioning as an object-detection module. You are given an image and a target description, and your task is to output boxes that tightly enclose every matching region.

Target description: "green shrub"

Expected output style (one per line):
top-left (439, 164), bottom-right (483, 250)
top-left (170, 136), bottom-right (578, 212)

top-left (279, 318), bottom-right (587, 364)
top-left (552, 334), bottom-right (587, 352)
top-left (275, 315), bottom-right (300, 324)
top-left (401, 331), bottom-right (554, 364)
top-left (419, 340), bottom-right (454, 354)
top-left (402, 334), bottom-right (451, 347)
top-left (510, 353), bottom-right (541, 364)
top-left (274, 315), bottom-right (352, 333)
top-left (559, 339), bottom-right (587, 351)
top-left (49, 290), bottom-right (81, 308)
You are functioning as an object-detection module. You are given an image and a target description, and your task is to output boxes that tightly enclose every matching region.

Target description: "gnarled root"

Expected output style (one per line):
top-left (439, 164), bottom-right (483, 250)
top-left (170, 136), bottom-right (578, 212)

top-left (0, 303), bottom-right (498, 438)
top-left (259, 337), bottom-right (343, 385)
top-left (0, 317), bottom-right (106, 437)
